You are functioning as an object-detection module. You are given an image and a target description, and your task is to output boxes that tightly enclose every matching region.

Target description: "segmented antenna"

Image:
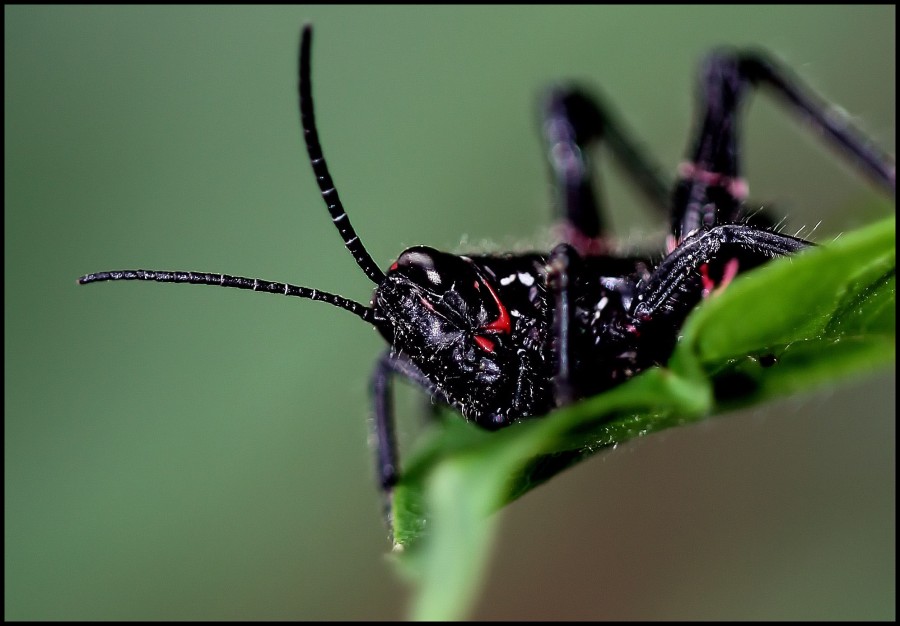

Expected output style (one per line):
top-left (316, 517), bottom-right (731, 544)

top-left (78, 270), bottom-right (377, 324)
top-left (77, 27), bottom-right (386, 327)
top-left (299, 25), bottom-right (386, 284)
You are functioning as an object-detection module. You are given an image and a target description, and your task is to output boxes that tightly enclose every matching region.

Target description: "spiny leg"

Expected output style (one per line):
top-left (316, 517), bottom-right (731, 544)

top-left (671, 49), bottom-right (896, 248)
top-left (541, 87), bottom-right (671, 255)
top-left (632, 224), bottom-right (809, 331)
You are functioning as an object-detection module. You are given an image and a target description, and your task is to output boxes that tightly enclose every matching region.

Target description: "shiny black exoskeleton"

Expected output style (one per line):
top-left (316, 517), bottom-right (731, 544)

top-left (373, 248), bottom-right (652, 429)
top-left (79, 27), bottom-right (895, 503)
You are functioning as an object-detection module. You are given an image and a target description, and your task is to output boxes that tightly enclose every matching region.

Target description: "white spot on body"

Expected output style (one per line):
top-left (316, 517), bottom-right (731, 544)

top-left (500, 274), bottom-right (516, 286)
top-left (517, 272), bottom-right (535, 287)
top-left (593, 296), bottom-right (609, 321)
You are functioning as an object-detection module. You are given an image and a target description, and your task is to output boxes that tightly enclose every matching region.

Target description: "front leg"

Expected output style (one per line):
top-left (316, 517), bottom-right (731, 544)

top-left (631, 225), bottom-right (809, 333)
top-left (370, 351), bottom-right (452, 528)
top-left (370, 351), bottom-right (401, 498)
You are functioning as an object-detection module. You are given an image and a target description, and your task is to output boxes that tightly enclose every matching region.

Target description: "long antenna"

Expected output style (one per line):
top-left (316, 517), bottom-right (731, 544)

top-left (77, 26), bottom-right (387, 327)
top-left (299, 24), bottom-right (386, 284)
top-left (78, 270), bottom-right (377, 325)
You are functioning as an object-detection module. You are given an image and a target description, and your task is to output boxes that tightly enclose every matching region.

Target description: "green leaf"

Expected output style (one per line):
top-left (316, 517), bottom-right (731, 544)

top-left (390, 214), bottom-right (895, 620)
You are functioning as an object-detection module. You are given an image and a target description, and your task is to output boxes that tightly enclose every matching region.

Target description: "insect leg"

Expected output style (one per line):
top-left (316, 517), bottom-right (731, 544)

top-left (739, 50), bottom-right (895, 193)
top-left (370, 351), bottom-right (453, 523)
top-left (371, 351), bottom-right (401, 498)
top-left (632, 224), bottom-right (809, 329)
top-left (546, 243), bottom-right (580, 405)
top-left (671, 52), bottom-right (765, 245)
top-left (672, 49), bottom-right (895, 247)
top-left (542, 88), bottom-right (671, 254)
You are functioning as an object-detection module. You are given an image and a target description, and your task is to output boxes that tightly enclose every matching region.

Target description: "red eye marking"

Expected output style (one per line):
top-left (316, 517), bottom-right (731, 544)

top-left (479, 278), bottom-right (511, 334)
top-left (474, 335), bottom-right (495, 353)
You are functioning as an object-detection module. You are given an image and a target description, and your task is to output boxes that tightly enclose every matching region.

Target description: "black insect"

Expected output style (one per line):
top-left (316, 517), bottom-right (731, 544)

top-left (80, 26), bottom-right (895, 504)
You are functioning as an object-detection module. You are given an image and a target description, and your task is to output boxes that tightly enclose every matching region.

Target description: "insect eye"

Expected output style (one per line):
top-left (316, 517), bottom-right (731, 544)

top-left (391, 246), bottom-right (452, 289)
top-left (395, 248), bottom-right (436, 270)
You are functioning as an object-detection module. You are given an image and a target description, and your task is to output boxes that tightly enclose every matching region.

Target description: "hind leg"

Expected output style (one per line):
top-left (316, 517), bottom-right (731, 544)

top-left (670, 49), bottom-right (896, 250)
top-left (541, 87), bottom-right (671, 255)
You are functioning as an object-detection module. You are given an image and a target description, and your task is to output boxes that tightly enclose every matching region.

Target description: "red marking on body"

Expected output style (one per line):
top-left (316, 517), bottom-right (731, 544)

top-left (626, 324), bottom-right (641, 336)
top-left (473, 335), bottom-right (495, 353)
top-left (480, 279), bottom-right (511, 334)
top-left (699, 263), bottom-right (716, 296)
top-left (678, 161), bottom-right (749, 200)
top-left (389, 261), bottom-right (399, 271)
top-left (418, 296), bottom-right (436, 312)
top-left (701, 258), bottom-right (740, 298)
top-left (719, 258), bottom-right (740, 290)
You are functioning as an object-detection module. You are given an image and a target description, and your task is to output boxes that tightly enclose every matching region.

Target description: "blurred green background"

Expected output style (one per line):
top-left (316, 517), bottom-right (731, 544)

top-left (5, 6), bottom-right (894, 620)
